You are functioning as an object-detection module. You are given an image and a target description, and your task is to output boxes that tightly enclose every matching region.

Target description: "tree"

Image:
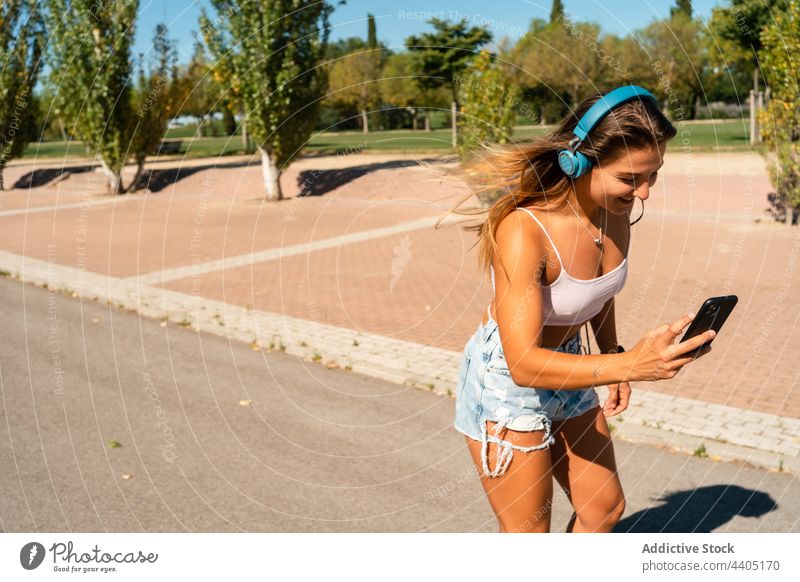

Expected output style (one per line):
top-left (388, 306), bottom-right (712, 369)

top-left (200, 0), bottom-right (338, 201)
top-left (326, 36), bottom-right (367, 61)
top-left (46, 0), bottom-right (140, 194)
top-left (708, 0), bottom-right (787, 98)
top-left (129, 24), bottom-right (178, 189)
top-left (381, 52), bottom-right (449, 131)
top-left (367, 13), bottom-right (377, 49)
top-left (635, 12), bottom-right (708, 119)
top-left (405, 18), bottom-right (492, 146)
top-left (759, 0), bottom-right (800, 219)
top-left (176, 41), bottom-right (222, 137)
top-left (0, 0), bottom-right (44, 191)
top-left (326, 15), bottom-right (382, 133)
top-left (510, 19), bottom-right (609, 109)
top-left (550, 0), bottom-right (565, 24)
top-left (327, 49), bottom-right (382, 133)
top-left (456, 50), bottom-right (518, 159)
top-left (671, 0), bottom-right (693, 18)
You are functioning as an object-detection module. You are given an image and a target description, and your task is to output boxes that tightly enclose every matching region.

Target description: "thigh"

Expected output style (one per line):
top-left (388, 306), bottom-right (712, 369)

top-left (550, 406), bottom-right (624, 516)
top-left (464, 422), bottom-right (554, 533)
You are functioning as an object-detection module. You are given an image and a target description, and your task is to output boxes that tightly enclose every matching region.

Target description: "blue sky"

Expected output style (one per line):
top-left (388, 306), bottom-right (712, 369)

top-left (134, 0), bottom-right (725, 64)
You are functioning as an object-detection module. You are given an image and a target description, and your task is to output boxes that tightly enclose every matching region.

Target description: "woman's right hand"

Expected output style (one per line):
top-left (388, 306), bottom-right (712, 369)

top-left (623, 313), bottom-right (716, 382)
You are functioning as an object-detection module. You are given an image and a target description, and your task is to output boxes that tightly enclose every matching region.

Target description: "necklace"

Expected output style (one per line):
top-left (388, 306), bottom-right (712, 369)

top-left (566, 198), bottom-right (605, 250)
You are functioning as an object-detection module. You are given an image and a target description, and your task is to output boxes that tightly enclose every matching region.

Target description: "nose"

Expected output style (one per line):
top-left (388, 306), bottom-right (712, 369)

top-left (634, 181), bottom-right (650, 201)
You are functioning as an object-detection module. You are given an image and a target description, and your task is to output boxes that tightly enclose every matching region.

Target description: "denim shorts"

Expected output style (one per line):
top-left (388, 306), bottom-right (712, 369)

top-left (453, 308), bottom-right (600, 479)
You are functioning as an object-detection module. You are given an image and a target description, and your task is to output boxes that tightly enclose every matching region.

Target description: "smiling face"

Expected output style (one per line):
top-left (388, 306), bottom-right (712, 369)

top-left (588, 141), bottom-right (667, 215)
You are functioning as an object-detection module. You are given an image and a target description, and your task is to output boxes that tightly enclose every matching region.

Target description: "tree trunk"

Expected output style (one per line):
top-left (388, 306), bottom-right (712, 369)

top-left (58, 118), bottom-right (68, 141)
top-left (0, 166), bottom-right (4, 191)
top-left (411, 108), bottom-right (418, 131)
top-left (424, 114), bottom-right (431, 132)
top-left (755, 90), bottom-right (763, 143)
top-left (753, 65), bottom-right (759, 97)
top-left (361, 109), bottom-right (368, 134)
top-left (451, 101), bottom-right (457, 148)
top-left (222, 105), bottom-right (236, 136)
top-left (99, 159), bottom-right (123, 195)
top-left (259, 147), bottom-right (282, 201)
top-left (129, 159), bottom-right (146, 193)
top-left (242, 121), bottom-right (249, 153)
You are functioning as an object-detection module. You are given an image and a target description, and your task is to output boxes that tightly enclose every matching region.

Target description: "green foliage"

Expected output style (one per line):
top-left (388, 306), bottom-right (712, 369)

top-left (46, 0), bottom-right (139, 194)
top-left (510, 19), bottom-right (618, 108)
top-left (635, 12), bottom-right (708, 120)
top-left (327, 49), bottom-right (382, 125)
top-left (367, 13), bottom-right (377, 49)
top-left (129, 24), bottom-right (179, 187)
top-left (550, 0), bottom-right (565, 24)
top-left (326, 36), bottom-right (367, 61)
top-left (175, 41), bottom-right (227, 136)
top-left (405, 18), bottom-right (492, 104)
top-left (671, 0), bottom-right (693, 18)
top-left (0, 0), bottom-right (44, 190)
top-left (201, 0), bottom-right (336, 200)
top-left (708, 0), bottom-right (788, 94)
top-left (759, 0), bottom-right (800, 211)
top-left (456, 50), bottom-right (518, 159)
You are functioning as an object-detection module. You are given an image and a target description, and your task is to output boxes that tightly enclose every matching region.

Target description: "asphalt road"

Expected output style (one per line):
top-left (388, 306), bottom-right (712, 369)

top-left (0, 276), bottom-right (797, 532)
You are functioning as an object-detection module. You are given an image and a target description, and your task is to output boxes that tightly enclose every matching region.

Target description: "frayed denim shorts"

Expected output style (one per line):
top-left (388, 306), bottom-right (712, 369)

top-left (454, 308), bottom-right (600, 479)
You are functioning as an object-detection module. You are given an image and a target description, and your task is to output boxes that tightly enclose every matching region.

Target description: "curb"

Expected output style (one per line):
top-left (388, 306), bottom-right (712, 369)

top-left (1, 248), bottom-right (798, 476)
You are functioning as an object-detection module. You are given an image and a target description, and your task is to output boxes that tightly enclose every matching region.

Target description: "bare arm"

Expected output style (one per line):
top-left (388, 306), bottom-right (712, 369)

top-left (493, 210), bottom-right (632, 391)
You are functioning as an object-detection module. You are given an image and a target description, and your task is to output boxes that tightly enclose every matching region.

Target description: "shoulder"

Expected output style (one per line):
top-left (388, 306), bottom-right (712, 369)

top-left (495, 207), bottom-right (547, 252)
top-left (493, 206), bottom-right (553, 279)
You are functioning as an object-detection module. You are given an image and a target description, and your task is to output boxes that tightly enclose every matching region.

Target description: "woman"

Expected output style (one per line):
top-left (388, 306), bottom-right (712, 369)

top-left (449, 86), bottom-right (716, 533)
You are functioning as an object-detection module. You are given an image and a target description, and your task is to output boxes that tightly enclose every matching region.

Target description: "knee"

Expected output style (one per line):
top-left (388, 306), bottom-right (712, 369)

top-left (577, 494), bottom-right (626, 532)
top-left (609, 495), bottom-right (626, 523)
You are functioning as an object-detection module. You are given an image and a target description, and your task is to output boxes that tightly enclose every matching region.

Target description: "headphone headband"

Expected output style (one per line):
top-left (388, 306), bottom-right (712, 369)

top-left (558, 85), bottom-right (659, 179)
top-left (572, 85), bottom-right (658, 142)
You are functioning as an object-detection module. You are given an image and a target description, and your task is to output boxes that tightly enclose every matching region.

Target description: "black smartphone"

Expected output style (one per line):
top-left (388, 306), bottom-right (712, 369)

top-left (679, 295), bottom-right (738, 357)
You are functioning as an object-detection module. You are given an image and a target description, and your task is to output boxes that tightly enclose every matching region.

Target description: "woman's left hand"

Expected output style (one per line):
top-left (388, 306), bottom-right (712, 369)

top-left (603, 382), bottom-right (631, 417)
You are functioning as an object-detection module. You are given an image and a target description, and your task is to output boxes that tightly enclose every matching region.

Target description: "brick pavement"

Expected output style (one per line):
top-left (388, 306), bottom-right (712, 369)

top-left (0, 150), bottom-right (798, 473)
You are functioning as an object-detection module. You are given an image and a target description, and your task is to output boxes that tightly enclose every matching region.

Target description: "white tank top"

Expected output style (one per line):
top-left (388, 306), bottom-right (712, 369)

top-left (490, 207), bottom-right (628, 326)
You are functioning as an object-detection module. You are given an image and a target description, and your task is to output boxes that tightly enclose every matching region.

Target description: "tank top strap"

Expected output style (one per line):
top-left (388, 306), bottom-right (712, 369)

top-left (516, 207), bottom-right (564, 270)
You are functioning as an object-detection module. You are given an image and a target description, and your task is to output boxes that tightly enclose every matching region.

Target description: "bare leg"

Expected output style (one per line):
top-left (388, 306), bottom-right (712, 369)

top-left (549, 406), bottom-right (626, 533)
top-left (464, 419), bottom-right (554, 533)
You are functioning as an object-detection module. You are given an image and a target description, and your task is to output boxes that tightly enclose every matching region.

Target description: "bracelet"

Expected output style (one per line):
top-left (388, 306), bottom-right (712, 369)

top-left (606, 344), bottom-right (625, 354)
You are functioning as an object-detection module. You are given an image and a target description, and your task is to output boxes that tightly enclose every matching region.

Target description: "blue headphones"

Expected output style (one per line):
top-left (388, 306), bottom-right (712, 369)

top-left (558, 85), bottom-right (658, 179)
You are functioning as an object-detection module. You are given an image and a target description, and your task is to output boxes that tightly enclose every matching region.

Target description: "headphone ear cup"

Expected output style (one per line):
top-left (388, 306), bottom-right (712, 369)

top-left (571, 151), bottom-right (593, 178)
top-left (558, 149), bottom-right (593, 179)
top-left (558, 150), bottom-right (578, 177)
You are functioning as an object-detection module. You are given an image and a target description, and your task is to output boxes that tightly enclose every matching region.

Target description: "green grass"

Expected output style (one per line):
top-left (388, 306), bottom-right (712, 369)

top-left (20, 120), bottom-right (756, 162)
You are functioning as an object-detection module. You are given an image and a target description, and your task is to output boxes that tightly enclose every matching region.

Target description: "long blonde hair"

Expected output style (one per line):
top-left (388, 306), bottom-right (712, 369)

top-left (437, 89), bottom-right (677, 287)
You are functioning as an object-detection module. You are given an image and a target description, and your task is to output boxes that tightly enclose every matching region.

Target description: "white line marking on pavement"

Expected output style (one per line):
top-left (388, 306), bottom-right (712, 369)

top-left (0, 196), bottom-right (139, 217)
top-left (128, 214), bottom-right (458, 285)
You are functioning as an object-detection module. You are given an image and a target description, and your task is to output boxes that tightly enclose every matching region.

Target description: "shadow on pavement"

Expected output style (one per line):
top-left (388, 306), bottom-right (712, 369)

top-left (615, 485), bottom-right (777, 532)
top-left (12, 160), bottom-right (259, 193)
top-left (13, 165), bottom-right (95, 189)
top-left (296, 158), bottom-right (443, 197)
top-left (137, 160), bottom-right (256, 193)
